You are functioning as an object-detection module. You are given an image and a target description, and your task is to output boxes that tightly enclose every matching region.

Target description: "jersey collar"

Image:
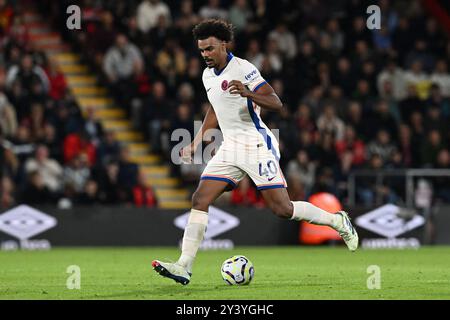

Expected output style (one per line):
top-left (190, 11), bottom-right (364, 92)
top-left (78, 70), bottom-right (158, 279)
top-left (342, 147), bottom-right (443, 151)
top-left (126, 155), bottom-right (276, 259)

top-left (214, 52), bottom-right (234, 76)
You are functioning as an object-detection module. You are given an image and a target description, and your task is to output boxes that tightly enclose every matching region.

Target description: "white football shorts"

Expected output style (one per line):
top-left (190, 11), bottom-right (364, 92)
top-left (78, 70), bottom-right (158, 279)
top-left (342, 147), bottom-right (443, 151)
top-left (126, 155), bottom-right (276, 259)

top-left (200, 143), bottom-right (287, 190)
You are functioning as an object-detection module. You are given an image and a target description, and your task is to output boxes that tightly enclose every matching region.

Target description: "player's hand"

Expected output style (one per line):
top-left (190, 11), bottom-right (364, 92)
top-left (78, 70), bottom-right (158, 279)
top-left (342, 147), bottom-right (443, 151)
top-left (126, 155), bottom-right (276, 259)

top-left (228, 80), bottom-right (250, 97)
top-left (180, 144), bottom-right (195, 164)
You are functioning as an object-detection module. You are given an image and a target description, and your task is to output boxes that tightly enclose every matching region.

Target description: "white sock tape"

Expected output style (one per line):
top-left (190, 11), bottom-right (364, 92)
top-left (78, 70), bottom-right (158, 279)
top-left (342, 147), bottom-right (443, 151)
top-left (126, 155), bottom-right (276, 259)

top-left (188, 209), bottom-right (208, 225)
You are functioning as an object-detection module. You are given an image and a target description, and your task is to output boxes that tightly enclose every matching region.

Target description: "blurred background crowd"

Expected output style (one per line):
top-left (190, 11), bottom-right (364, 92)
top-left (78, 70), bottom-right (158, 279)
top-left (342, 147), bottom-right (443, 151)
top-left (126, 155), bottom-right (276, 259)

top-left (1, 0), bottom-right (449, 209)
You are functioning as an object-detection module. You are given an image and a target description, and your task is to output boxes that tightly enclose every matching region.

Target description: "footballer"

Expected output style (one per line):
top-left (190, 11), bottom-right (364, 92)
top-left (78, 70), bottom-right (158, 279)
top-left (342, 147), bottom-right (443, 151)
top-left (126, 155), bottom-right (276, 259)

top-left (152, 19), bottom-right (358, 285)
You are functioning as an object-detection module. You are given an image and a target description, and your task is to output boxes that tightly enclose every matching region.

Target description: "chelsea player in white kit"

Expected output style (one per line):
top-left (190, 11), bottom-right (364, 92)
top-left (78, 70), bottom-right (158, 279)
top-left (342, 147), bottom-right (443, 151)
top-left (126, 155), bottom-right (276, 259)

top-left (152, 19), bottom-right (358, 285)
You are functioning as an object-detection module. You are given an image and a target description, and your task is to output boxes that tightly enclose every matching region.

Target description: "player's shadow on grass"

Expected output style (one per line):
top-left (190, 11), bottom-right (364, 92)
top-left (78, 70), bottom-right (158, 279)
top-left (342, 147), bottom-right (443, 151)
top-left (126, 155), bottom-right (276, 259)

top-left (82, 285), bottom-right (221, 299)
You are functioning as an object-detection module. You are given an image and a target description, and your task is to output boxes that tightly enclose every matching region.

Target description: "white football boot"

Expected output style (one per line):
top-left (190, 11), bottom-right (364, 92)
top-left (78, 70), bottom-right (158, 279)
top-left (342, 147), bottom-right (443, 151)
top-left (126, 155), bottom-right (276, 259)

top-left (152, 260), bottom-right (191, 285)
top-left (335, 211), bottom-right (359, 251)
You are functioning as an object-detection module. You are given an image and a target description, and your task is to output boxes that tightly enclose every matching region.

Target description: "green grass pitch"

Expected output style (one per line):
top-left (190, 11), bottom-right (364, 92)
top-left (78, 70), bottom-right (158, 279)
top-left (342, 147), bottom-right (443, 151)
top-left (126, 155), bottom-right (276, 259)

top-left (1, 246), bottom-right (450, 300)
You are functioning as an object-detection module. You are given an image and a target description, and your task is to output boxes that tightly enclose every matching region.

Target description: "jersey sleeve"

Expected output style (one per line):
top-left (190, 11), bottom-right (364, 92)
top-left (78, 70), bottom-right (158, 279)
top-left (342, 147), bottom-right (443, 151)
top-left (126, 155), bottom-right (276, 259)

top-left (240, 60), bottom-right (268, 92)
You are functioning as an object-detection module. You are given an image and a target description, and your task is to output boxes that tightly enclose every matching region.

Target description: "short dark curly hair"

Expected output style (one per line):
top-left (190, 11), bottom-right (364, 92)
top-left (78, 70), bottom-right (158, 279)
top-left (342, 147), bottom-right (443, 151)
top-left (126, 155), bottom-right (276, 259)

top-left (192, 19), bottom-right (234, 42)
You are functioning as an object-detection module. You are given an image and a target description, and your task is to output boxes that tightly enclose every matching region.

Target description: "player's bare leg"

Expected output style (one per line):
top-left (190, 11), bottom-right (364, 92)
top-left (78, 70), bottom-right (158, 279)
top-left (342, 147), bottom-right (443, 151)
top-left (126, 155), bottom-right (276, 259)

top-left (152, 179), bottom-right (230, 284)
top-left (260, 187), bottom-right (359, 251)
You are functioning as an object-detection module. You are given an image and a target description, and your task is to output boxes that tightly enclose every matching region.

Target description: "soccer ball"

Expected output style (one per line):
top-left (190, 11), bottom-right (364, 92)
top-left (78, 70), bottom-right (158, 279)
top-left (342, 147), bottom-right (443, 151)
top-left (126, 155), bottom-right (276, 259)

top-left (221, 255), bottom-right (254, 285)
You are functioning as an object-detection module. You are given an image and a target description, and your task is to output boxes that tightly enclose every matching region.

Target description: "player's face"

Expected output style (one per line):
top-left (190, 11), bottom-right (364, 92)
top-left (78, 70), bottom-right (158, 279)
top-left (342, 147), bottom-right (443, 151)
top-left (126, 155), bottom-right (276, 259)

top-left (198, 37), bottom-right (227, 69)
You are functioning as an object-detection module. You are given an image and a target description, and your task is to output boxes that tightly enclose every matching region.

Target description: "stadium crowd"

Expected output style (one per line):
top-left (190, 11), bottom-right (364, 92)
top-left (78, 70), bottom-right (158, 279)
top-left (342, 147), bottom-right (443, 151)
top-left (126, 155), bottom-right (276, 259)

top-left (0, 0), bottom-right (158, 209)
top-left (1, 0), bottom-right (450, 210)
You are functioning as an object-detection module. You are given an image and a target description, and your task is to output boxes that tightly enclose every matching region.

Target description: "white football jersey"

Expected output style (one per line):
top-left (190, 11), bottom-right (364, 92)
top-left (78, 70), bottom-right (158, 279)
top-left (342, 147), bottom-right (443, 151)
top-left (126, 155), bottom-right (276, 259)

top-left (202, 52), bottom-right (280, 160)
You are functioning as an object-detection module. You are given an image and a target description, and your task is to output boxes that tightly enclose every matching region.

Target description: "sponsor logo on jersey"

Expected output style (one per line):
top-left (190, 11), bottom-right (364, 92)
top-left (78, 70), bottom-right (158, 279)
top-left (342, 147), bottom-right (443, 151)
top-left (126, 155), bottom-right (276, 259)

top-left (245, 69), bottom-right (258, 80)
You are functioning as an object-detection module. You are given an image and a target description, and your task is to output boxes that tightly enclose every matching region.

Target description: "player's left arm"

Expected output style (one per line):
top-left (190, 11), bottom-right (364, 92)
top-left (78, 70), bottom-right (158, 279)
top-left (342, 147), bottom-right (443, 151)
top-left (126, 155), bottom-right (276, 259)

top-left (228, 80), bottom-right (283, 112)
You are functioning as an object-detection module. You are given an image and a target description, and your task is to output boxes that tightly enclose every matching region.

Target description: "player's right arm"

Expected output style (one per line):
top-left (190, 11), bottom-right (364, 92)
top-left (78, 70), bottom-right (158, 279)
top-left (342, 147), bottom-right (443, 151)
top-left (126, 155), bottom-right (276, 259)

top-left (180, 105), bottom-right (218, 162)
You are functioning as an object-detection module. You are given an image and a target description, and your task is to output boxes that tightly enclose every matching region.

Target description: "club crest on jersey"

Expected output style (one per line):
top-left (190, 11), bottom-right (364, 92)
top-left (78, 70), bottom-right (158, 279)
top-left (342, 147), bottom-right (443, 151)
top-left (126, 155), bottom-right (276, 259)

top-left (221, 80), bottom-right (228, 91)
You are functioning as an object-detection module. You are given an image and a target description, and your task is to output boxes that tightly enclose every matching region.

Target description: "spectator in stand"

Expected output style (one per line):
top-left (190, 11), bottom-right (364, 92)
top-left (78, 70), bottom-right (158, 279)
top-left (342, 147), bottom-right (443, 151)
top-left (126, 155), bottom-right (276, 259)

top-left (352, 79), bottom-right (375, 109)
top-left (86, 11), bottom-right (118, 67)
top-left (424, 105), bottom-right (446, 138)
top-left (316, 104), bottom-right (345, 141)
top-left (0, 176), bottom-right (15, 208)
top-left (346, 16), bottom-right (372, 51)
top-left (7, 125), bottom-right (34, 164)
top-left (21, 102), bottom-right (46, 142)
top-left (433, 149), bottom-right (450, 202)
top-left (25, 144), bottom-right (63, 193)
top-left (8, 15), bottom-right (30, 49)
top-left (143, 81), bottom-right (174, 153)
top-left (420, 129), bottom-right (445, 167)
top-left (316, 132), bottom-right (339, 169)
top-left (0, 0), bottom-right (14, 37)
top-left (63, 153), bottom-right (91, 193)
top-left (358, 154), bottom-right (397, 206)
top-left (405, 39), bottom-right (436, 73)
top-left (265, 37), bottom-right (283, 73)
top-left (332, 57), bottom-right (355, 97)
top-left (63, 129), bottom-right (96, 167)
top-left (369, 99), bottom-right (398, 141)
top-left (403, 60), bottom-right (430, 99)
top-left (98, 160), bottom-right (123, 204)
top-left (127, 16), bottom-right (146, 49)
top-left (268, 22), bottom-right (297, 60)
top-left (136, 0), bottom-right (172, 34)
top-left (6, 54), bottom-right (49, 95)
top-left (399, 84), bottom-right (423, 120)
top-left (22, 171), bottom-right (55, 205)
top-left (426, 83), bottom-right (450, 120)
top-left (179, 57), bottom-right (203, 107)
top-left (76, 179), bottom-right (101, 205)
top-left (149, 14), bottom-right (176, 51)
top-left (45, 59), bottom-right (67, 101)
top-left (398, 124), bottom-right (415, 168)
top-left (173, 0), bottom-right (199, 50)
top-left (103, 34), bottom-right (144, 115)
top-left (83, 106), bottom-right (104, 147)
top-left (345, 101), bottom-right (367, 142)
top-left (38, 123), bottom-right (62, 163)
top-left (294, 103), bottom-right (316, 135)
top-left (372, 23), bottom-right (392, 54)
top-left (290, 41), bottom-right (317, 96)
top-left (327, 86), bottom-right (349, 119)
top-left (377, 59), bottom-right (406, 101)
top-left (132, 170), bottom-right (158, 207)
top-left (0, 127), bottom-right (19, 182)
top-left (286, 150), bottom-right (316, 196)
top-left (155, 37), bottom-right (187, 85)
top-left (228, 0), bottom-right (252, 33)
top-left (325, 18), bottom-right (344, 54)
top-left (96, 131), bottom-right (121, 166)
top-left (0, 92), bottom-right (17, 138)
top-left (230, 176), bottom-right (265, 208)
top-left (245, 38), bottom-right (264, 70)
top-left (199, 0), bottom-right (228, 20)
top-left (335, 125), bottom-right (366, 167)
top-left (117, 146), bottom-right (139, 190)
top-left (430, 60), bottom-right (450, 98)
top-left (366, 129), bottom-right (397, 164)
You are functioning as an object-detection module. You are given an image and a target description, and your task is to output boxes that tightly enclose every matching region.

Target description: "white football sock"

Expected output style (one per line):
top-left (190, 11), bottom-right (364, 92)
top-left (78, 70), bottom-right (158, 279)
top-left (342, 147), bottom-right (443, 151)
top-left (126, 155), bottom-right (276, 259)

top-left (177, 208), bottom-right (208, 273)
top-left (290, 201), bottom-right (340, 228)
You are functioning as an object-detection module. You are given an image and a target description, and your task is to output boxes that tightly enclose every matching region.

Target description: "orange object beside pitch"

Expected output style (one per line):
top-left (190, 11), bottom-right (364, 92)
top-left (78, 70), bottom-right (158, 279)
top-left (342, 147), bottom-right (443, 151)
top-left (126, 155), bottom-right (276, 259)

top-left (299, 192), bottom-right (343, 245)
